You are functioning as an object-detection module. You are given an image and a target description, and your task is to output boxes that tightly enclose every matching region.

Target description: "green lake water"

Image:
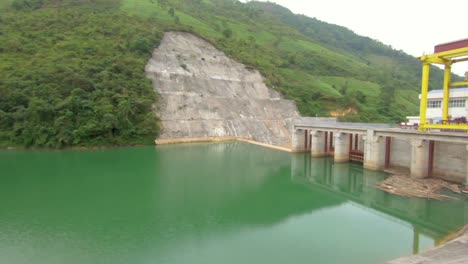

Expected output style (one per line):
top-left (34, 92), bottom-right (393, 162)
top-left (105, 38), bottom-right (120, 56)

top-left (0, 142), bottom-right (467, 264)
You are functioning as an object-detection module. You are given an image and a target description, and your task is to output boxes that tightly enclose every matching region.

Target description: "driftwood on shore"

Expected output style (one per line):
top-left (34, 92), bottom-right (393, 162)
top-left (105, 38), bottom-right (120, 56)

top-left (376, 175), bottom-right (462, 200)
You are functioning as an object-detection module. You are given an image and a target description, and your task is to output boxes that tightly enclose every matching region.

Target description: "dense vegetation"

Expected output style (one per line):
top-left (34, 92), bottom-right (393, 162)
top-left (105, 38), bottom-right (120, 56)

top-left (0, 0), bottom-right (162, 147)
top-left (0, 0), bottom-right (461, 147)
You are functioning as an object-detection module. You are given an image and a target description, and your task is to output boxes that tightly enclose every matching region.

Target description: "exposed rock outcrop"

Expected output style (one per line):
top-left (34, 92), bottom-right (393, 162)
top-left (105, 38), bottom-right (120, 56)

top-left (146, 32), bottom-right (299, 147)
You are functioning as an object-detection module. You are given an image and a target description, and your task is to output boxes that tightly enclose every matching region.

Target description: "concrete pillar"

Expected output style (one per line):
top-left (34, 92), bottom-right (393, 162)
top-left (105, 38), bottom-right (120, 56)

top-left (410, 139), bottom-right (430, 179)
top-left (357, 134), bottom-right (365, 151)
top-left (363, 130), bottom-right (385, 170)
top-left (311, 130), bottom-right (326, 157)
top-left (291, 128), bottom-right (306, 152)
top-left (334, 132), bottom-right (350, 162)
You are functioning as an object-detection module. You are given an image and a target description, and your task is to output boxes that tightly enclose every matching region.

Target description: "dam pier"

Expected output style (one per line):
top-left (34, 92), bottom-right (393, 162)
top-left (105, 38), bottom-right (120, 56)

top-left (292, 121), bottom-right (468, 185)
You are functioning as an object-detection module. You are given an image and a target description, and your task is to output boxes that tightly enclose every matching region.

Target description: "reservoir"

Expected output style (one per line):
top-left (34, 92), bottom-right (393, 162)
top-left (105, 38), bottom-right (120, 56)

top-left (0, 142), bottom-right (467, 264)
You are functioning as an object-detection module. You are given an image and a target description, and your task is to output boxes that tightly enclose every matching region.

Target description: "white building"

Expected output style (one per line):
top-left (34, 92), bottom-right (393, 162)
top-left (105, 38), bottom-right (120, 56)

top-left (406, 87), bottom-right (468, 124)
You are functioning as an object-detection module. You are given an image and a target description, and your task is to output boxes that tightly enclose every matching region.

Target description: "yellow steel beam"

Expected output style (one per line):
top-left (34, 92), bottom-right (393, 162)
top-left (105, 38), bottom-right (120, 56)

top-left (450, 81), bottom-right (468, 87)
top-left (452, 57), bottom-right (468, 64)
top-left (422, 123), bottom-right (468, 131)
top-left (432, 47), bottom-right (468, 59)
top-left (442, 65), bottom-right (451, 121)
top-left (419, 56), bottom-right (448, 65)
top-left (419, 47), bottom-right (468, 66)
top-left (418, 63), bottom-right (430, 132)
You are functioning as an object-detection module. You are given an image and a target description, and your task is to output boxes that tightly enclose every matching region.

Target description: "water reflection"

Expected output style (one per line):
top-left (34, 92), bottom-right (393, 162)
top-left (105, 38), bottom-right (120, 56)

top-left (0, 143), bottom-right (467, 264)
top-left (291, 153), bottom-right (468, 249)
top-left (153, 142), bottom-right (344, 229)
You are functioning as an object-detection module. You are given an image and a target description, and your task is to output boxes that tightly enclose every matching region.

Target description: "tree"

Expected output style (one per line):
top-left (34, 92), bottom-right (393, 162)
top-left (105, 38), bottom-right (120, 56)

top-left (354, 91), bottom-right (366, 103)
top-left (130, 37), bottom-right (152, 54)
top-left (168, 7), bottom-right (175, 17)
top-left (340, 80), bottom-right (349, 95)
top-left (11, 0), bottom-right (44, 11)
top-left (222, 28), bottom-right (232, 38)
top-left (378, 84), bottom-right (396, 115)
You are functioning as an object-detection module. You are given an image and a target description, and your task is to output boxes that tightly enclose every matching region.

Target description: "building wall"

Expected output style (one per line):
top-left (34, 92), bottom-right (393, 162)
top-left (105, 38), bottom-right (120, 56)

top-left (426, 99), bottom-right (468, 119)
top-left (416, 88), bottom-right (468, 121)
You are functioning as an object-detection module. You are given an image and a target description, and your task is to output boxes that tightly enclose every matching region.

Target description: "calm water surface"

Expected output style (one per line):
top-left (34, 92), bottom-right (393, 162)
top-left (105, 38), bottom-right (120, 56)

top-left (0, 142), bottom-right (467, 264)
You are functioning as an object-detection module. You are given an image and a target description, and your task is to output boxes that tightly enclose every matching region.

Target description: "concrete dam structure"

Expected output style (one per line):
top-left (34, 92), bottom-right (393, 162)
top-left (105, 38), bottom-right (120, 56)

top-left (146, 32), bottom-right (299, 147)
top-left (292, 122), bottom-right (468, 185)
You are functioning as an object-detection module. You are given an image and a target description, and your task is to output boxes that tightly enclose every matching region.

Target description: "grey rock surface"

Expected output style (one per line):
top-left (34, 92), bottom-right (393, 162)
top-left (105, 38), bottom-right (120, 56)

top-left (146, 32), bottom-right (299, 146)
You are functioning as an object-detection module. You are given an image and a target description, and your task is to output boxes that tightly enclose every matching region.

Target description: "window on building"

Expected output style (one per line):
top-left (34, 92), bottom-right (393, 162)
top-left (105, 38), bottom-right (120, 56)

top-left (449, 99), bottom-right (466, 108)
top-left (428, 100), bottom-right (441, 108)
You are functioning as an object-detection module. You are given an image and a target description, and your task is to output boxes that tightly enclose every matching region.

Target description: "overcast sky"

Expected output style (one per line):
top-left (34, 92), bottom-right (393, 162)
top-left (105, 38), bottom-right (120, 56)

top-left (250, 0), bottom-right (468, 76)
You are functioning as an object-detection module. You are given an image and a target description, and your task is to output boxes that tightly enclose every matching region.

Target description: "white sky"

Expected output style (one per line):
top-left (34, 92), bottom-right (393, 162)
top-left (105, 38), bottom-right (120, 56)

top-left (250, 0), bottom-right (468, 76)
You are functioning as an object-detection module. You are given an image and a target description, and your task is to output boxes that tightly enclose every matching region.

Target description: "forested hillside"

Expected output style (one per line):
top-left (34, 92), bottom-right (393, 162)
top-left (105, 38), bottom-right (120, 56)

top-left (0, 0), bottom-right (460, 147)
top-left (0, 0), bottom-right (162, 147)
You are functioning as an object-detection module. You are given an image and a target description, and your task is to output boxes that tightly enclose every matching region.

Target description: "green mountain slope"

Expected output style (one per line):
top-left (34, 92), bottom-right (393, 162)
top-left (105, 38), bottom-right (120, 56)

top-left (111, 0), bottom-right (460, 117)
top-left (0, 0), bottom-right (459, 147)
top-left (0, 0), bottom-right (162, 147)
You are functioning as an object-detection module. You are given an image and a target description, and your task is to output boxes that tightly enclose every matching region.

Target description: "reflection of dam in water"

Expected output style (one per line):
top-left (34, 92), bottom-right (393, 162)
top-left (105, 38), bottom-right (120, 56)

top-left (291, 153), bottom-right (468, 252)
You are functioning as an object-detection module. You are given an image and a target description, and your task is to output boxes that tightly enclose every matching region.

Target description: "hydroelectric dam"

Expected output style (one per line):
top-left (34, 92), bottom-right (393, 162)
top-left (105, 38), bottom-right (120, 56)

top-left (147, 32), bottom-right (468, 187)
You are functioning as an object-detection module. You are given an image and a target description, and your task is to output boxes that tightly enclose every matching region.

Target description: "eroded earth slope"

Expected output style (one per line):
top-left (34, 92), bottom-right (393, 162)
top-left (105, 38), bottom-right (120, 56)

top-left (146, 32), bottom-right (299, 146)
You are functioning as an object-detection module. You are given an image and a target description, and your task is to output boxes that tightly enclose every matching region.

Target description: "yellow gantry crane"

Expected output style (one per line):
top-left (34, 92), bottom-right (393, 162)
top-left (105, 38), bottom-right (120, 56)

top-left (418, 38), bottom-right (468, 132)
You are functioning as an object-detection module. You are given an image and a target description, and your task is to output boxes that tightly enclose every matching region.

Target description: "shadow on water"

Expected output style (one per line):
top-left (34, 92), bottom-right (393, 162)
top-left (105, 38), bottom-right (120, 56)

top-left (0, 142), bottom-right (467, 264)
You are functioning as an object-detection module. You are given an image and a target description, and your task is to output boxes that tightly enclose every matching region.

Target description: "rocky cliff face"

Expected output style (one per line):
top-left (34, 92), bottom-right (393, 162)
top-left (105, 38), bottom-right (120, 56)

top-left (145, 32), bottom-right (299, 147)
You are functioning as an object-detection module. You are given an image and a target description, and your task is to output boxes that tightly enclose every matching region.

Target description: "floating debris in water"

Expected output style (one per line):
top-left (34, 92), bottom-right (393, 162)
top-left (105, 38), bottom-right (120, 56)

top-left (376, 175), bottom-right (462, 200)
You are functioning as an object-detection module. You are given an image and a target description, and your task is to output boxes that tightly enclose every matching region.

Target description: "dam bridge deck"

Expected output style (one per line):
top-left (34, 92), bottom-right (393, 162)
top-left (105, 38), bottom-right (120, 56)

top-left (292, 121), bottom-right (468, 186)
